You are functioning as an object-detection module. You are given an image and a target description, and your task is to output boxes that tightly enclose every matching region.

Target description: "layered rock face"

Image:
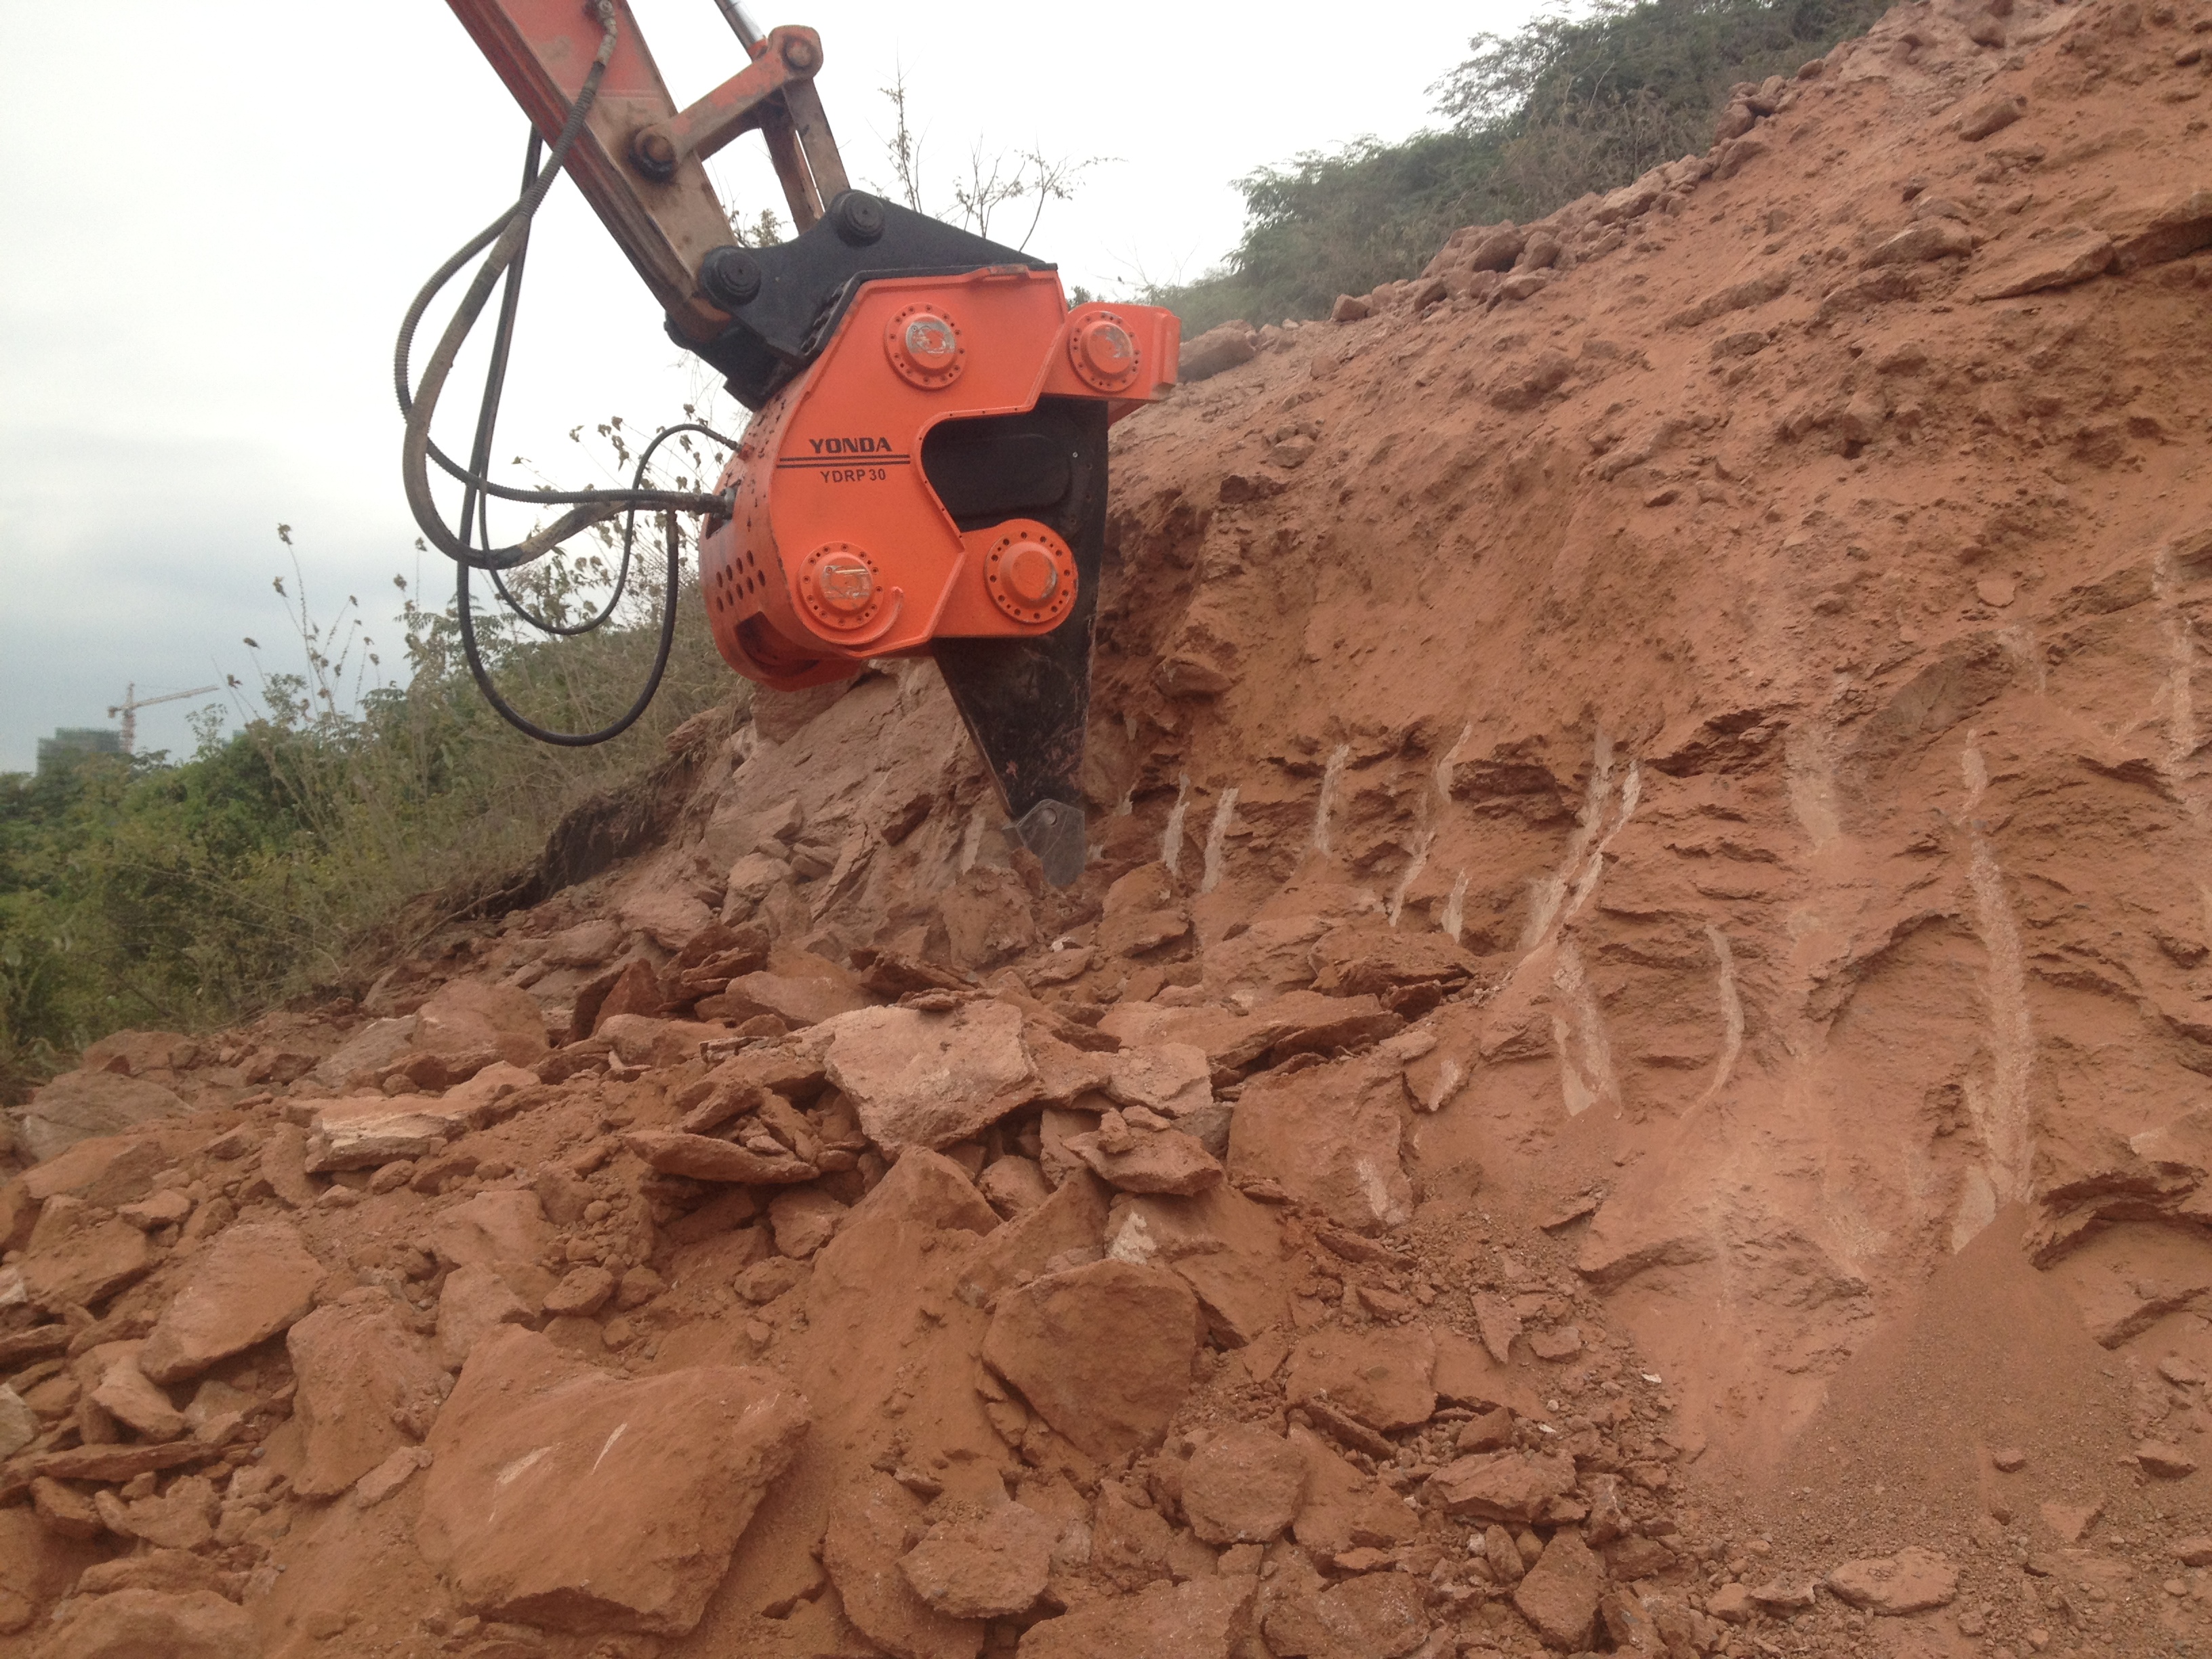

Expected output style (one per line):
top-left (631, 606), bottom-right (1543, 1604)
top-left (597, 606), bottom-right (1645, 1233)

top-left (5, 1), bottom-right (2212, 1654)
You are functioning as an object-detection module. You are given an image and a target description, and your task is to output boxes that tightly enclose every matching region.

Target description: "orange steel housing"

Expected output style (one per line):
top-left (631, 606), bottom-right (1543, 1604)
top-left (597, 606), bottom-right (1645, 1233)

top-left (700, 271), bottom-right (1179, 691)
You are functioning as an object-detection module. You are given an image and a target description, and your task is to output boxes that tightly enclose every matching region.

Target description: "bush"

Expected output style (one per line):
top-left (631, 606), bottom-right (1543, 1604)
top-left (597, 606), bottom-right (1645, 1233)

top-left (1149, 0), bottom-right (1889, 333)
top-left (0, 458), bottom-right (742, 1105)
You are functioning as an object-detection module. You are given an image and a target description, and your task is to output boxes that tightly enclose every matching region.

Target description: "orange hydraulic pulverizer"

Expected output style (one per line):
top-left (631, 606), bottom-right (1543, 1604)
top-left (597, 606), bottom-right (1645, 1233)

top-left (434, 0), bottom-right (1179, 884)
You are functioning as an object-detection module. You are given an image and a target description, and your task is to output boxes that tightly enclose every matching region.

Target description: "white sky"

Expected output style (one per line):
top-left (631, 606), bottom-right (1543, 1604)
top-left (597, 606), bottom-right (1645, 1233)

top-left (0, 1), bottom-right (1532, 773)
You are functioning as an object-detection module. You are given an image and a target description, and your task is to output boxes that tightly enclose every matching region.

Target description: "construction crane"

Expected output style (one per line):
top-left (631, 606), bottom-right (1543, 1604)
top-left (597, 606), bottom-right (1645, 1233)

top-left (107, 683), bottom-right (222, 757)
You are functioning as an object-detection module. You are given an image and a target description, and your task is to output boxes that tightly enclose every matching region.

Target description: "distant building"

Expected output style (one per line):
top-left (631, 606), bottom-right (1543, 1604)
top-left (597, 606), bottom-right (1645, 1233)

top-left (35, 727), bottom-right (123, 779)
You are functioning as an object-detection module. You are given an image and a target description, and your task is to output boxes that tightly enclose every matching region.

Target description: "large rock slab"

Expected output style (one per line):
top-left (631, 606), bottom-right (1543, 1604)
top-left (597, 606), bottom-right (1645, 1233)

top-left (982, 1259), bottom-right (1200, 1460)
top-left (413, 977), bottom-right (550, 1068)
top-left (1105, 1184), bottom-right (1289, 1349)
top-left (1285, 1326), bottom-right (1437, 1431)
top-left (1227, 1057), bottom-right (1412, 1232)
top-left (20, 1197), bottom-right (152, 1309)
top-left (18, 1073), bottom-right (188, 1164)
top-left (419, 1326), bottom-right (808, 1637)
top-left (140, 1222), bottom-right (322, 1383)
top-left (308, 1015), bottom-right (417, 1090)
top-left (811, 1000), bottom-right (1038, 1154)
top-left (287, 1296), bottom-right (447, 1498)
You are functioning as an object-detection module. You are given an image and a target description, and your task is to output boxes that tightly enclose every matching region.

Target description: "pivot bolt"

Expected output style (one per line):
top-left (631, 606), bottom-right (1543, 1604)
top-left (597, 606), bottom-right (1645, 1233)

top-left (1001, 541), bottom-right (1060, 605)
top-left (781, 33), bottom-right (819, 72)
top-left (831, 190), bottom-right (886, 245)
top-left (1078, 319), bottom-right (1132, 379)
top-left (631, 127), bottom-right (678, 180)
top-left (700, 245), bottom-right (763, 308)
top-left (815, 556), bottom-right (873, 613)
top-left (904, 315), bottom-right (956, 370)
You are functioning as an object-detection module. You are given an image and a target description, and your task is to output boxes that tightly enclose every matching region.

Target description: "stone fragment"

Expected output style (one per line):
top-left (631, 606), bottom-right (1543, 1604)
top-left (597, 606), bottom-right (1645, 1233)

top-left (1285, 1327), bottom-right (1437, 1431)
top-left (1431, 1451), bottom-right (1578, 1523)
top-left (139, 1222), bottom-right (322, 1383)
top-left (434, 1262), bottom-right (535, 1370)
top-left (2104, 187), bottom-right (2212, 271)
top-left (1826, 1548), bottom-right (1959, 1615)
top-left (1017, 1574), bottom-right (1256, 1658)
top-left (1488, 350), bottom-right (1575, 411)
top-left (113, 1473), bottom-right (218, 1551)
top-left (543, 1265), bottom-right (615, 1318)
top-left (1067, 1122), bottom-right (1223, 1195)
top-left (1465, 226), bottom-right (1526, 271)
top-left (1991, 1446), bottom-right (2027, 1471)
top-left (20, 1197), bottom-right (152, 1310)
top-left (1863, 220), bottom-right (1975, 266)
top-left (2174, 1536), bottom-right (2212, 1568)
top-left (898, 1500), bottom-right (1059, 1618)
top-left (710, 966), bottom-right (872, 1029)
top-left (414, 977), bottom-right (551, 1068)
top-left (1180, 323), bottom-right (1260, 383)
top-left (1285, 1426), bottom-right (1416, 1556)
top-left (420, 1326), bottom-right (807, 1637)
top-left (1312, 1572), bottom-right (1430, 1657)
top-left (34, 1589), bottom-right (259, 1658)
top-left (1513, 1529), bottom-right (1601, 1648)
top-left (306, 1095), bottom-right (466, 1171)
top-left (356, 1444), bottom-right (433, 1507)
top-left (1973, 228), bottom-right (2114, 299)
top-left (308, 1015), bottom-right (418, 1089)
top-left (2139, 1440), bottom-right (2198, 1478)
top-left (1483, 1523), bottom-right (1525, 1586)
top-left (21, 1135), bottom-right (173, 1210)
top-left (1749, 1578), bottom-right (1818, 1612)
top-left (767, 1187), bottom-right (847, 1258)
top-left (1104, 1183), bottom-right (1288, 1349)
top-left (430, 1188), bottom-right (554, 1304)
top-left (18, 1073), bottom-right (188, 1164)
top-left (1227, 1059), bottom-right (1411, 1232)
top-left (1497, 271), bottom-right (1552, 302)
top-left (977, 1157), bottom-right (1052, 1218)
top-left (0, 1387), bottom-right (35, 1459)
top-left (31, 1477), bottom-right (102, 1540)
top-left (1105, 1044), bottom-right (1212, 1115)
top-left (287, 1297), bottom-right (448, 1498)
top-left (982, 1259), bottom-right (1200, 1460)
top-left (1330, 295), bottom-right (1372, 323)
top-left (825, 1473), bottom-right (985, 1659)
top-left (1957, 93), bottom-right (2026, 140)
top-left (85, 1344), bottom-right (185, 1441)
top-left (544, 918), bottom-right (623, 968)
top-left (623, 1130), bottom-right (816, 1185)
top-left (811, 1000), bottom-right (1038, 1155)
top-left (1098, 865), bottom-right (1190, 959)
top-left (2041, 1498), bottom-right (2101, 1543)
top-left (1183, 1424), bottom-right (1307, 1544)
top-left (1706, 1582), bottom-right (1754, 1623)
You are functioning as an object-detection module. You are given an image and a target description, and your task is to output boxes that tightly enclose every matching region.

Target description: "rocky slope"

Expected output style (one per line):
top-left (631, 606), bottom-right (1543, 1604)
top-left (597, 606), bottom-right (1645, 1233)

top-left (5, 0), bottom-right (2212, 1654)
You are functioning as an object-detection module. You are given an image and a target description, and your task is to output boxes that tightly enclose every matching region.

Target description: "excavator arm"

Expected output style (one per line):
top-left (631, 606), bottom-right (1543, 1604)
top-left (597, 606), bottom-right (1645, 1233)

top-left (438, 0), bottom-right (1179, 884)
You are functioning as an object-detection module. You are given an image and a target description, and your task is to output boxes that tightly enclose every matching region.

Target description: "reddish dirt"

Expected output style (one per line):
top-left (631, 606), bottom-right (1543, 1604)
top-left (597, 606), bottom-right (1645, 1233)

top-left (5, 0), bottom-right (2212, 1654)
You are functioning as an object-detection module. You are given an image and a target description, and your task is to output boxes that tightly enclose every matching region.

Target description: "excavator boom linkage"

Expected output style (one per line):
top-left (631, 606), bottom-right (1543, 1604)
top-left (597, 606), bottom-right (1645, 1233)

top-left (442, 0), bottom-right (1177, 883)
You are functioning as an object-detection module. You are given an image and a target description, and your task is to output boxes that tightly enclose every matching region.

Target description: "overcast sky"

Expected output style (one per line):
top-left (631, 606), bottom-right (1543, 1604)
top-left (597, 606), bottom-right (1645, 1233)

top-left (0, 1), bottom-right (1531, 773)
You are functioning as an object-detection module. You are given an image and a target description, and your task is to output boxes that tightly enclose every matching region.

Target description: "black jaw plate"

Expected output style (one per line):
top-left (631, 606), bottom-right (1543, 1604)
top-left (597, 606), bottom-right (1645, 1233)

top-left (925, 396), bottom-right (1107, 888)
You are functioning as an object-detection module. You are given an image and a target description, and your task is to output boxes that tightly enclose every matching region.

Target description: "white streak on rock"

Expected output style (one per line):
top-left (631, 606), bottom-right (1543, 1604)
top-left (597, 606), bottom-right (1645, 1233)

top-left (1200, 787), bottom-right (1239, 897)
top-left (1441, 870), bottom-right (1469, 943)
top-left (1162, 774), bottom-right (1191, 878)
top-left (1387, 830), bottom-right (1434, 928)
top-left (1311, 744), bottom-right (1349, 857)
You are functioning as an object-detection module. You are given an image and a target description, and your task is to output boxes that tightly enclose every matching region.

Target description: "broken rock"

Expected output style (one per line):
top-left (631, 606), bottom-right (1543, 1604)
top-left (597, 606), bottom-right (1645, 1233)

top-left (287, 1296), bottom-right (448, 1498)
top-left (812, 1000), bottom-right (1038, 1155)
top-left (1431, 1450), bottom-right (1579, 1524)
top-left (140, 1221), bottom-right (323, 1384)
top-left (1227, 1058), bottom-right (1412, 1232)
top-left (33, 1589), bottom-right (259, 1658)
top-left (1515, 1529), bottom-right (1602, 1650)
top-left (17, 1072), bottom-right (188, 1164)
top-left (420, 1326), bottom-right (808, 1636)
top-left (1285, 1326), bottom-right (1437, 1431)
top-left (982, 1258), bottom-right (1200, 1460)
top-left (898, 1500), bottom-right (1059, 1619)
top-left (1068, 1121), bottom-right (1223, 1195)
top-left (1826, 1548), bottom-right (1959, 1615)
top-left (825, 1473), bottom-right (985, 1659)
top-left (1182, 1424), bottom-right (1307, 1544)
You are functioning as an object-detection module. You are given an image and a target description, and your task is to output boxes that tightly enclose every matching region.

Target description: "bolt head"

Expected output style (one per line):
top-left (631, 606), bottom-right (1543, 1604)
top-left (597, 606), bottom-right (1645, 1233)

top-left (1002, 541), bottom-right (1059, 605)
top-left (782, 34), bottom-right (819, 71)
top-left (904, 315), bottom-right (957, 369)
top-left (1078, 318), bottom-right (1133, 378)
top-left (816, 556), bottom-right (873, 613)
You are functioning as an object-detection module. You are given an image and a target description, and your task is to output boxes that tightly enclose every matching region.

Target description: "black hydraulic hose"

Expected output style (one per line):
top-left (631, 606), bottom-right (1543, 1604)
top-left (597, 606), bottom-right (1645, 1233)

top-left (394, 0), bottom-right (729, 571)
top-left (455, 421), bottom-right (737, 746)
